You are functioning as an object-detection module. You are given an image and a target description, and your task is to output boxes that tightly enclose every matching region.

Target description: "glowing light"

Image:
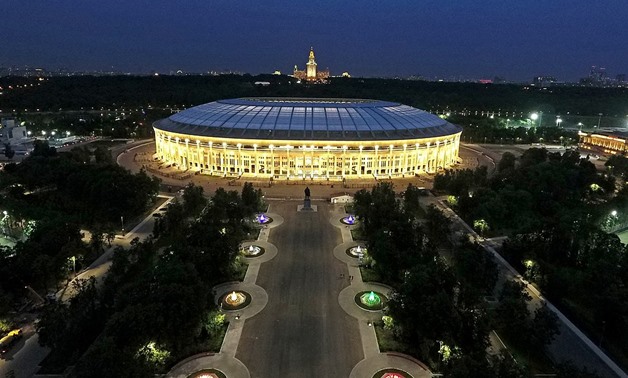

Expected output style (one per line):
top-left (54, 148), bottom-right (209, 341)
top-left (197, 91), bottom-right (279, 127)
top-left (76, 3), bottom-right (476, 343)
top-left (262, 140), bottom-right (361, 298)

top-left (342, 215), bottom-right (356, 225)
top-left (360, 291), bottom-right (382, 307)
top-left (257, 213), bottom-right (270, 224)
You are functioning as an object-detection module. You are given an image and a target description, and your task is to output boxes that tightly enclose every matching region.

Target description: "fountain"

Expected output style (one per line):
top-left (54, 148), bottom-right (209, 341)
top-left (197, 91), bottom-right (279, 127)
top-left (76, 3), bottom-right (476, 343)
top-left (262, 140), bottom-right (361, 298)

top-left (256, 213), bottom-right (272, 224)
top-left (346, 244), bottom-right (366, 258)
top-left (374, 371), bottom-right (410, 378)
top-left (241, 244), bottom-right (264, 257)
top-left (362, 291), bottom-right (381, 307)
top-left (340, 214), bottom-right (356, 225)
top-left (187, 369), bottom-right (225, 378)
top-left (355, 290), bottom-right (387, 311)
top-left (221, 290), bottom-right (251, 310)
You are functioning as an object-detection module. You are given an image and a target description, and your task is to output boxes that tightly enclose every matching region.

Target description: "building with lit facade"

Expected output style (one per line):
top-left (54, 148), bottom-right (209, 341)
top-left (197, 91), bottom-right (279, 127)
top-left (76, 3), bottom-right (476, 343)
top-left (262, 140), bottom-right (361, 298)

top-left (153, 98), bottom-right (463, 180)
top-left (578, 130), bottom-right (628, 155)
top-left (293, 48), bottom-right (330, 82)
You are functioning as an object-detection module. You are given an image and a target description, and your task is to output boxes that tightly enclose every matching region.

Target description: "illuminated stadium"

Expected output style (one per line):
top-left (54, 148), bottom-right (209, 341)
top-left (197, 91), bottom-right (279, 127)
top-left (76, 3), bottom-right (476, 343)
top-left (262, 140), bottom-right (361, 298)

top-left (152, 98), bottom-right (462, 179)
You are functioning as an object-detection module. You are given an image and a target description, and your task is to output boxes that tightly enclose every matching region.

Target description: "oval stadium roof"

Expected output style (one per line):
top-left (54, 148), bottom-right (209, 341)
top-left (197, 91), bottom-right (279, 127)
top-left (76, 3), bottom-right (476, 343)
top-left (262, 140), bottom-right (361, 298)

top-left (154, 98), bottom-right (462, 141)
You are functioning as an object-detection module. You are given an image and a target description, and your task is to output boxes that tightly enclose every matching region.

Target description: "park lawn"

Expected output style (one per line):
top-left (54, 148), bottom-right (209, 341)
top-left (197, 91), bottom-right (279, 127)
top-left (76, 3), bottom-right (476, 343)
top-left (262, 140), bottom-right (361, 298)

top-left (351, 228), bottom-right (366, 241)
top-left (359, 266), bottom-right (383, 283)
top-left (374, 323), bottom-right (426, 369)
top-left (497, 329), bottom-right (555, 375)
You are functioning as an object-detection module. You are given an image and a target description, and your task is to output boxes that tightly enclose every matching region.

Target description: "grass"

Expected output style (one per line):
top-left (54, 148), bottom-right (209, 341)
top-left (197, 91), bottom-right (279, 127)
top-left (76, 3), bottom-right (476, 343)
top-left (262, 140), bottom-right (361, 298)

top-left (374, 322), bottom-right (416, 356)
top-left (495, 328), bottom-right (555, 375)
top-left (162, 323), bottom-right (229, 374)
top-left (359, 266), bottom-right (383, 283)
top-left (231, 261), bottom-right (248, 282)
top-left (344, 204), bottom-right (355, 214)
top-left (244, 227), bottom-right (261, 241)
top-left (351, 227), bottom-right (367, 241)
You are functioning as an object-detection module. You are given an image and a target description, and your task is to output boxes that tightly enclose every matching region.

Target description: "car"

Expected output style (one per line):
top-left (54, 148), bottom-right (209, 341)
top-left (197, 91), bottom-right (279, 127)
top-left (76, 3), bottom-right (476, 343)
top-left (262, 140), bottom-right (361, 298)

top-left (152, 213), bottom-right (162, 218)
top-left (0, 329), bottom-right (23, 356)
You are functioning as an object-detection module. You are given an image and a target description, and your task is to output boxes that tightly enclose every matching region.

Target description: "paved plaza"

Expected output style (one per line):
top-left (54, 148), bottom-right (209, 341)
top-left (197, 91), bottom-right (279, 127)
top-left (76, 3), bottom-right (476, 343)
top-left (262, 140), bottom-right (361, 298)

top-left (167, 201), bottom-right (432, 378)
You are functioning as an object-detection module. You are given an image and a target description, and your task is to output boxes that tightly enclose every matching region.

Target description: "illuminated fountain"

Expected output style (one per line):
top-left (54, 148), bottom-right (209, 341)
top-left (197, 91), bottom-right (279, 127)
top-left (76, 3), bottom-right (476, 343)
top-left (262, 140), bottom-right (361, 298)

top-left (362, 291), bottom-right (381, 307)
top-left (340, 214), bottom-right (356, 225)
top-left (256, 213), bottom-right (272, 224)
top-left (346, 244), bottom-right (366, 258)
top-left (372, 370), bottom-right (411, 378)
top-left (355, 290), bottom-right (387, 311)
top-left (241, 244), bottom-right (265, 257)
top-left (187, 369), bottom-right (225, 378)
top-left (382, 373), bottom-right (407, 378)
top-left (221, 290), bottom-right (251, 310)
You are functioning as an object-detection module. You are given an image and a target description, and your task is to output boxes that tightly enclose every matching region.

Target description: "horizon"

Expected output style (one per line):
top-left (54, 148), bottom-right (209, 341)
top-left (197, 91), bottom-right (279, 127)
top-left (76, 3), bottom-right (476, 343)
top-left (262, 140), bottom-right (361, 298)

top-left (1, 1), bottom-right (627, 82)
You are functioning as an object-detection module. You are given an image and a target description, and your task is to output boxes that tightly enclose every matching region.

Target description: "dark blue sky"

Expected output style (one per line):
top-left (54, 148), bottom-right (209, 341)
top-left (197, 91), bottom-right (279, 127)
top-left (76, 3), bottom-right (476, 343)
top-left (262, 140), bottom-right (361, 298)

top-left (2, 0), bottom-right (626, 81)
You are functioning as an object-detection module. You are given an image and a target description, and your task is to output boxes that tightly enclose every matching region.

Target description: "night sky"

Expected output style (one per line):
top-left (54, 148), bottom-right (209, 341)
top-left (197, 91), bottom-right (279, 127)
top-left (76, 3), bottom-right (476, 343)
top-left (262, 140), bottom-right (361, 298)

top-left (2, 0), bottom-right (626, 81)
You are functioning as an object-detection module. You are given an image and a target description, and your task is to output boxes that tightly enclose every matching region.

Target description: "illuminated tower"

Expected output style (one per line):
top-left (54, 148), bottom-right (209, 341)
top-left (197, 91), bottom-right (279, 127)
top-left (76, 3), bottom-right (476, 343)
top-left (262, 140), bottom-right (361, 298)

top-left (306, 47), bottom-right (317, 81)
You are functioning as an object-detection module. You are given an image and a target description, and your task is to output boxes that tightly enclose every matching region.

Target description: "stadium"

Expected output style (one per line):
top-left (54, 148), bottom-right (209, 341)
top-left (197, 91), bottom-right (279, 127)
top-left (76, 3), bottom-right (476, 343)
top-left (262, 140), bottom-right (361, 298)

top-left (152, 98), bottom-right (463, 179)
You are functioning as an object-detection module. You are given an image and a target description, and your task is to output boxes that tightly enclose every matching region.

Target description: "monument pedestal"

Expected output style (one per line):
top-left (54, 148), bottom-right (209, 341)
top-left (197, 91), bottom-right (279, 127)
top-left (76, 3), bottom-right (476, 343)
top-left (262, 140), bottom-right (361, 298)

top-left (298, 196), bottom-right (317, 212)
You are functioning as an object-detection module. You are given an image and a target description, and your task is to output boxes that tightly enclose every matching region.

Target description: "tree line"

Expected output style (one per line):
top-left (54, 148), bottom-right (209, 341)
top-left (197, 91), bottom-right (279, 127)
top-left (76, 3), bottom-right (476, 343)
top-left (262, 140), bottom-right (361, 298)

top-left (2, 75), bottom-right (628, 117)
top-left (434, 149), bottom-right (628, 372)
top-left (352, 183), bottom-right (579, 377)
top-left (36, 183), bottom-right (264, 376)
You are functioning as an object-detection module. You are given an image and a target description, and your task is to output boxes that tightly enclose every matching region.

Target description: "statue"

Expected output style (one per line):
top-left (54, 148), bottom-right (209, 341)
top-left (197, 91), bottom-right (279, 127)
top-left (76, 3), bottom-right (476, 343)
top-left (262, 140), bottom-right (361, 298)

top-left (303, 186), bottom-right (312, 210)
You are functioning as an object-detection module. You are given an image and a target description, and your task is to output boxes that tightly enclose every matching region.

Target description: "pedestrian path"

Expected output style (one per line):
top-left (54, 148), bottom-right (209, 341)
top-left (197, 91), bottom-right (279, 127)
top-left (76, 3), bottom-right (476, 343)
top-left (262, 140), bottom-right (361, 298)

top-left (329, 205), bottom-right (432, 378)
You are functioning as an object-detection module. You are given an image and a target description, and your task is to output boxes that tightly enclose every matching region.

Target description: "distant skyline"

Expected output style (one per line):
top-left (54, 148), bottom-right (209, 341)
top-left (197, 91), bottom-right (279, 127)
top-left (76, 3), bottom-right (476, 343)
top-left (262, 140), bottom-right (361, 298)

top-left (1, 1), bottom-right (626, 81)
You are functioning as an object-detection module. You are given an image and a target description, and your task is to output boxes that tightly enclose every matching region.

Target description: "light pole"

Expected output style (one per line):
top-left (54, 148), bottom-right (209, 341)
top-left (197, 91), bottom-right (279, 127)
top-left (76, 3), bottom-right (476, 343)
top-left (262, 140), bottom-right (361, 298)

top-left (578, 122), bottom-right (583, 131)
top-left (556, 117), bottom-right (563, 128)
top-left (597, 113), bottom-right (603, 128)
top-left (530, 112), bottom-right (542, 130)
top-left (121, 216), bottom-right (124, 232)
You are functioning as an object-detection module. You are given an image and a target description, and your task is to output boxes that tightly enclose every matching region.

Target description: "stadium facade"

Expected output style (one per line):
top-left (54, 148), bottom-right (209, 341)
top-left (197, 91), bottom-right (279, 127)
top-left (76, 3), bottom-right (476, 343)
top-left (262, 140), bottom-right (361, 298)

top-left (153, 98), bottom-right (462, 179)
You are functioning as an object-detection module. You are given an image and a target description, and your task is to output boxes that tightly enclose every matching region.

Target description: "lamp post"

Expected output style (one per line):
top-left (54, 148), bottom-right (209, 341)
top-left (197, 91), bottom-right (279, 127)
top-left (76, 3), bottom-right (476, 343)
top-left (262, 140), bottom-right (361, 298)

top-left (597, 113), bottom-right (603, 128)
top-left (530, 112), bottom-right (542, 130)
top-left (556, 117), bottom-right (563, 128)
top-left (121, 216), bottom-right (124, 232)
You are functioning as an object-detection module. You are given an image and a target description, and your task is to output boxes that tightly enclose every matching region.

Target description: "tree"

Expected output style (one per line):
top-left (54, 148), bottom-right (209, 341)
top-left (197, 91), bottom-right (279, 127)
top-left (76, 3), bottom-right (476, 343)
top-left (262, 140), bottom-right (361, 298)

top-left (454, 241), bottom-right (498, 307)
top-left (425, 205), bottom-right (451, 247)
top-left (403, 183), bottom-right (421, 215)
top-left (242, 182), bottom-right (263, 215)
top-left (93, 145), bottom-right (113, 165)
top-left (530, 304), bottom-right (560, 348)
top-left (494, 281), bottom-right (531, 340)
top-left (497, 152), bottom-right (516, 172)
top-left (181, 184), bottom-right (207, 215)
top-left (3, 143), bottom-right (15, 160)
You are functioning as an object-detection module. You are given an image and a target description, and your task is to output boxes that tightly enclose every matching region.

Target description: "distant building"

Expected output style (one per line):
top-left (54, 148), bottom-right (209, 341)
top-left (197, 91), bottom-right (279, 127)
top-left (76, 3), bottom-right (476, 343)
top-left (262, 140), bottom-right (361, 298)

top-left (532, 76), bottom-right (557, 87)
top-left (0, 118), bottom-right (29, 145)
top-left (293, 48), bottom-right (330, 83)
top-left (579, 130), bottom-right (628, 156)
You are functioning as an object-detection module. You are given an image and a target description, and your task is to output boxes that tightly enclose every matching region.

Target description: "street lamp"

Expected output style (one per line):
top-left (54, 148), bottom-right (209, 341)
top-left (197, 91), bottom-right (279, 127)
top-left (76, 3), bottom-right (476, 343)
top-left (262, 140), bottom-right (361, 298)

top-left (556, 117), bottom-right (563, 127)
top-left (578, 122), bottom-right (583, 131)
top-left (597, 113), bottom-right (603, 128)
top-left (530, 112), bottom-right (542, 129)
top-left (121, 216), bottom-right (124, 232)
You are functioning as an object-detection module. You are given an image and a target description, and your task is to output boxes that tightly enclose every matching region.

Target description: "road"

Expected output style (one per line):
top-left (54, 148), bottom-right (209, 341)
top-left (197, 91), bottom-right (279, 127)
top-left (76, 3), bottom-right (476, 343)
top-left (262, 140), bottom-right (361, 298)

top-left (236, 201), bottom-right (362, 377)
top-left (0, 195), bottom-right (172, 378)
